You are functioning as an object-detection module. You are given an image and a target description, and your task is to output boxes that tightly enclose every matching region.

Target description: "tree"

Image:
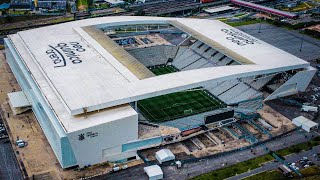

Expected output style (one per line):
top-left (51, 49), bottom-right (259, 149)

top-left (135, 9), bottom-right (145, 16)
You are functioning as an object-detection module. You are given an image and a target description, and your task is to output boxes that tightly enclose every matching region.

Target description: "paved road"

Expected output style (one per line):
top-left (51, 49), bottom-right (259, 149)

top-left (0, 116), bottom-right (23, 180)
top-left (95, 130), bottom-right (319, 180)
top-left (0, 139), bottom-right (23, 180)
top-left (228, 145), bottom-right (320, 180)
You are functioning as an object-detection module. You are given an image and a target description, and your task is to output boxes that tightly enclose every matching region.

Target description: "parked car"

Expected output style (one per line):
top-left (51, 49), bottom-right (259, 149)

top-left (16, 139), bottom-right (27, 148)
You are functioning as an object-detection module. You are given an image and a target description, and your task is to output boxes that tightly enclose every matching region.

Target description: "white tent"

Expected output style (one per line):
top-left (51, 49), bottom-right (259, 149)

top-left (155, 149), bottom-right (175, 164)
top-left (144, 165), bottom-right (163, 180)
top-left (292, 116), bottom-right (319, 132)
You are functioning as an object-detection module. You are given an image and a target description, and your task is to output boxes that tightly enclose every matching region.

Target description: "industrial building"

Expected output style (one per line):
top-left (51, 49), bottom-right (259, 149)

top-left (4, 16), bottom-right (315, 168)
top-left (36, 0), bottom-right (66, 10)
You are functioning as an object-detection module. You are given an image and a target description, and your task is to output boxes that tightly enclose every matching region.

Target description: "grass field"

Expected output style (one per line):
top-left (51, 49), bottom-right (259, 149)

top-left (226, 19), bottom-right (262, 27)
top-left (138, 65), bottom-right (224, 122)
top-left (193, 137), bottom-right (320, 180)
top-left (138, 89), bottom-right (224, 122)
top-left (276, 136), bottom-right (320, 156)
top-left (192, 154), bottom-right (274, 180)
top-left (244, 166), bottom-right (320, 180)
top-left (243, 170), bottom-right (286, 180)
top-left (149, 65), bottom-right (178, 76)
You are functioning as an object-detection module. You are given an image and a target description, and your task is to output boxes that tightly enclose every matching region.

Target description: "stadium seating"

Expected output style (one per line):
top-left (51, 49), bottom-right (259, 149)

top-left (217, 57), bottom-right (233, 66)
top-left (172, 49), bottom-right (194, 65)
top-left (250, 75), bottom-right (275, 90)
top-left (200, 62), bottom-right (216, 68)
top-left (173, 52), bottom-right (202, 69)
top-left (181, 58), bottom-right (209, 71)
top-left (218, 82), bottom-right (251, 103)
top-left (207, 79), bottom-right (240, 96)
top-left (203, 49), bottom-right (217, 59)
top-left (209, 53), bottom-right (225, 64)
top-left (230, 61), bottom-right (240, 65)
top-left (190, 40), bottom-right (203, 50)
top-left (128, 45), bottom-right (179, 67)
top-left (227, 88), bottom-right (262, 104)
top-left (171, 40), bottom-right (243, 71)
top-left (175, 46), bottom-right (189, 58)
top-left (241, 76), bottom-right (255, 84)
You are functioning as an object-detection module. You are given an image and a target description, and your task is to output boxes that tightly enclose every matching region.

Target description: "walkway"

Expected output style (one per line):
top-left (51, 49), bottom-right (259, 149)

top-left (96, 130), bottom-right (319, 180)
top-left (228, 145), bottom-right (320, 180)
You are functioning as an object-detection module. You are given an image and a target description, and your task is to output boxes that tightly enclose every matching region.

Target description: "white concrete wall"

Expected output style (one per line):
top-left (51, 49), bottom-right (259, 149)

top-left (66, 113), bottom-right (138, 167)
top-left (265, 67), bottom-right (316, 101)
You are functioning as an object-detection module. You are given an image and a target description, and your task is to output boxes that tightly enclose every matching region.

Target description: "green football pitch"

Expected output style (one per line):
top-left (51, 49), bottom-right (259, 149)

top-left (149, 65), bottom-right (178, 76)
top-left (137, 65), bottom-right (225, 123)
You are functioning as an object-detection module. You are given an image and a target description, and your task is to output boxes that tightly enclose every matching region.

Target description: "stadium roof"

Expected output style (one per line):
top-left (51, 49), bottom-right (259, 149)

top-left (7, 16), bottom-right (309, 119)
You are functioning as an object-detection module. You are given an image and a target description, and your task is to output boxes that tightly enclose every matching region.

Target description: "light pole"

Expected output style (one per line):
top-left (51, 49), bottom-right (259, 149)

top-left (299, 25), bottom-right (306, 52)
top-left (258, 18), bottom-right (262, 33)
top-left (258, 12), bottom-right (262, 33)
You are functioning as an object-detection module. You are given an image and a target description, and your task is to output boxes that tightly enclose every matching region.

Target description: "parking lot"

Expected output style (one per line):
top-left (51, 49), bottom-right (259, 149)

top-left (237, 23), bottom-right (320, 61)
top-left (0, 118), bottom-right (23, 180)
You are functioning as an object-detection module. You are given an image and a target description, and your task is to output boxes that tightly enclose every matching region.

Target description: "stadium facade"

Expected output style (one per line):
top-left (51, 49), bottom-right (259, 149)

top-left (4, 16), bottom-right (315, 168)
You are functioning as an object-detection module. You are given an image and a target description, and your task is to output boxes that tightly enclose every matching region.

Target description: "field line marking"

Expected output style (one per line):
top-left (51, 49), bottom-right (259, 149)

top-left (138, 102), bottom-right (158, 121)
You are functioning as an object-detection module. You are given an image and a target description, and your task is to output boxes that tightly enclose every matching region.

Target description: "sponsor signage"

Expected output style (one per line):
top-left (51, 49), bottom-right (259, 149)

top-left (46, 42), bottom-right (86, 68)
top-left (221, 29), bottom-right (260, 46)
top-left (78, 131), bottom-right (99, 141)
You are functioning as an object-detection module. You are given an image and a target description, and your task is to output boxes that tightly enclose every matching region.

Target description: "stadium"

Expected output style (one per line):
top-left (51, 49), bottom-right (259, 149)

top-left (4, 16), bottom-right (315, 168)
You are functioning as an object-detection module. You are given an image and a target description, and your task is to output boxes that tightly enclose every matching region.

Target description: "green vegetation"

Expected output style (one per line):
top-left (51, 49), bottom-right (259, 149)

top-left (225, 19), bottom-right (262, 27)
top-left (192, 137), bottom-right (320, 180)
top-left (8, 10), bottom-right (28, 15)
top-left (276, 137), bottom-right (320, 156)
top-left (281, 2), bottom-right (316, 12)
top-left (245, 166), bottom-right (320, 180)
top-left (49, 17), bottom-right (74, 24)
top-left (266, 19), bottom-right (318, 30)
top-left (138, 89), bottom-right (224, 122)
top-left (300, 166), bottom-right (320, 175)
top-left (77, 0), bottom-right (88, 11)
top-left (149, 65), bottom-right (178, 76)
top-left (192, 154), bottom-right (274, 180)
top-left (234, 13), bottom-right (247, 18)
top-left (135, 9), bottom-right (146, 16)
top-left (138, 65), bottom-right (224, 122)
top-left (303, 29), bottom-right (320, 40)
top-left (298, 166), bottom-right (320, 179)
top-left (243, 170), bottom-right (286, 180)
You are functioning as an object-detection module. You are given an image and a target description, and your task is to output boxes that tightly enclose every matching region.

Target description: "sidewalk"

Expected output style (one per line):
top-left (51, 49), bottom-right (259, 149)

top-left (227, 144), bottom-right (320, 180)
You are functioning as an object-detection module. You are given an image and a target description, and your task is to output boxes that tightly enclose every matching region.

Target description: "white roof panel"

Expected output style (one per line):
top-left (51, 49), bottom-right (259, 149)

top-left (144, 165), bottom-right (163, 177)
top-left (292, 116), bottom-right (318, 128)
top-left (7, 91), bottom-right (31, 108)
top-left (156, 149), bottom-right (175, 161)
top-left (204, 6), bottom-right (235, 13)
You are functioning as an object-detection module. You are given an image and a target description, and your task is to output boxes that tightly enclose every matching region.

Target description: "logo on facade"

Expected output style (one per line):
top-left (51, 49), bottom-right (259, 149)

top-left (221, 29), bottom-right (260, 46)
top-left (45, 42), bottom-right (86, 68)
top-left (77, 131), bottom-right (99, 141)
top-left (78, 133), bottom-right (85, 141)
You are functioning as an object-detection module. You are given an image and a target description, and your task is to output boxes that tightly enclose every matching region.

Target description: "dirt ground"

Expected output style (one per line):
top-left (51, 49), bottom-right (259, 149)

top-left (258, 105), bottom-right (296, 136)
top-left (306, 24), bottom-right (320, 32)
